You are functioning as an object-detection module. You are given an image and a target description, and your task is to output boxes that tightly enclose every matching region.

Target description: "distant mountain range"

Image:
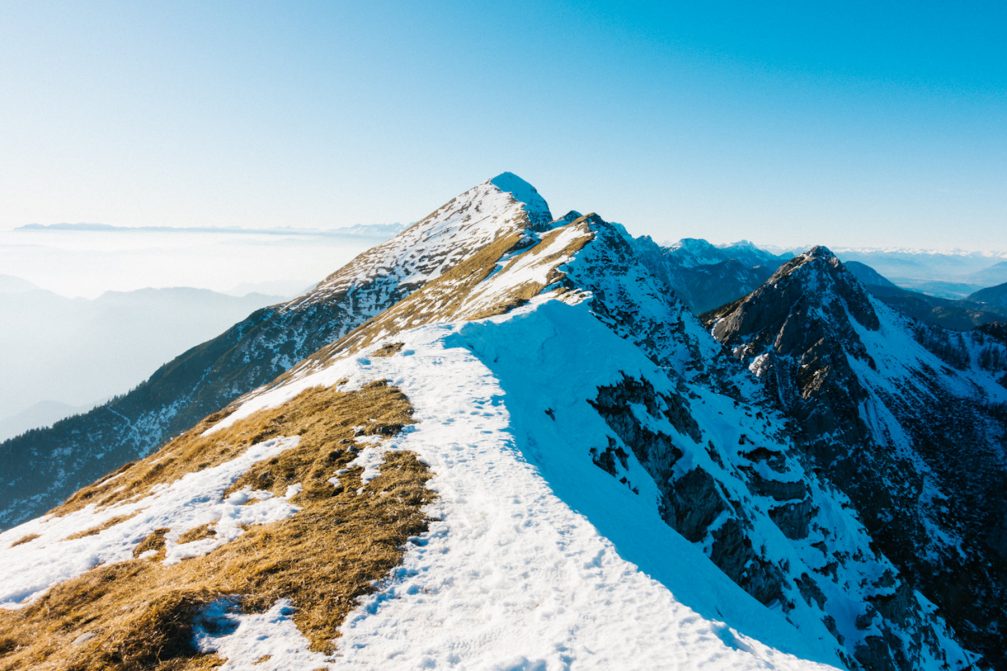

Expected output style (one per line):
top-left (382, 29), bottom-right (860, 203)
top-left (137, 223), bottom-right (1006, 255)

top-left (642, 240), bottom-right (1007, 331)
top-left (638, 238), bottom-right (787, 313)
top-left (0, 278), bottom-right (284, 440)
top-left (0, 400), bottom-right (89, 445)
top-left (823, 248), bottom-right (1007, 298)
top-left (15, 222), bottom-right (405, 238)
top-left (841, 263), bottom-right (1007, 330)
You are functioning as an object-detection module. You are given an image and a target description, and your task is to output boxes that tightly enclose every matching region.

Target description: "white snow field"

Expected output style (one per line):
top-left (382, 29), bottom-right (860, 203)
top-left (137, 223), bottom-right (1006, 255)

top-left (195, 297), bottom-right (843, 670)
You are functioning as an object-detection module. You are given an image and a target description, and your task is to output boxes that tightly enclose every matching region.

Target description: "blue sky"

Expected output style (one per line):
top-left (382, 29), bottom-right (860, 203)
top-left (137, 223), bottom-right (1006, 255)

top-left (1, 1), bottom-right (1005, 250)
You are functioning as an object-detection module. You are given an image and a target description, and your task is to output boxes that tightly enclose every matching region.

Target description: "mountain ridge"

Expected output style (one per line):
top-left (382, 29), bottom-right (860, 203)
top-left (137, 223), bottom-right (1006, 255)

top-left (0, 176), bottom-right (1001, 669)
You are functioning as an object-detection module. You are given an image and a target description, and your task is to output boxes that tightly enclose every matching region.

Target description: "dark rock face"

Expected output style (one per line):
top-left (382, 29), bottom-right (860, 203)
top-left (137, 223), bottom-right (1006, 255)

top-left (564, 224), bottom-right (979, 669)
top-left (708, 246), bottom-right (1007, 669)
top-left (589, 375), bottom-right (791, 613)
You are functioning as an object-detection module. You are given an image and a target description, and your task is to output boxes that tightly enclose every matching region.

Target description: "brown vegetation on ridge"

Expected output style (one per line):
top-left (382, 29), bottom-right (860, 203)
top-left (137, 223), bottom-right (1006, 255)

top-left (0, 381), bottom-right (433, 671)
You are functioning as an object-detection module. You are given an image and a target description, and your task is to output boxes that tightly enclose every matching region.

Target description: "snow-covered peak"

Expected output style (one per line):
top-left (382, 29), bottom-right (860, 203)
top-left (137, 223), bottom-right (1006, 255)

top-left (669, 236), bottom-right (717, 254)
top-left (489, 171), bottom-right (553, 228)
top-left (799, 245), bottom-right (839, 264)
top-left (769, 245), bottom-right (851, 284)
top-left (666, 237), bottom-right (784, 270)
top-left (293, 177), bottom-right (547, 309)
top-left (717, 242), bottom-right (880, 342)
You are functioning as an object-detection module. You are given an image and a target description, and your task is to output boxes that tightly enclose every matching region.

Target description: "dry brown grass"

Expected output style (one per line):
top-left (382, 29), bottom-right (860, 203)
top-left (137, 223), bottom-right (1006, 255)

top-left (176, 524), bottom-right (216, 545)
top-left (64, 513), bottom-right (139, 540)
top-left (331, 230), bottom-right (527, 353)
top-left (463, 222), bottom-right (593, 321)
top-left (133, 529), bottom-right (169, 561)
top-left (0, 381), bottom-right (432, 671)
top-left (8, 533), bottom-right (39, 548)
top-left (282, 222), bottom-right (592, 387)
top-left (371, 342), bottom-right (403, 357)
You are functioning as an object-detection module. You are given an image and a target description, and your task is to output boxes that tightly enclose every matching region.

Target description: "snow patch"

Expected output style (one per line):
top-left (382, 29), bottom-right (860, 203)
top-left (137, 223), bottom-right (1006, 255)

top-left (195, 598), bottom-right (330, 671)
top-left (490, 172), bottom-right (552, 226)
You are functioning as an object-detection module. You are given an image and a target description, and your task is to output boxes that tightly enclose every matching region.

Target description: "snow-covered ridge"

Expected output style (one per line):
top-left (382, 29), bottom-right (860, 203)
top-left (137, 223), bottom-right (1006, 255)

top-left (201, 211), bottom-right (974, 669)
top-left (0, 174), bottom-right (995, 669)
top-left (193, 305), bottom-right (842, 670)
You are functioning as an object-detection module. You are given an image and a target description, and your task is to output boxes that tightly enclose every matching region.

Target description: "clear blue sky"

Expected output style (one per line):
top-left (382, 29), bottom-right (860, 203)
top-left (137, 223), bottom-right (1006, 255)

top-left (1, 1), bottom-right (1005, 250)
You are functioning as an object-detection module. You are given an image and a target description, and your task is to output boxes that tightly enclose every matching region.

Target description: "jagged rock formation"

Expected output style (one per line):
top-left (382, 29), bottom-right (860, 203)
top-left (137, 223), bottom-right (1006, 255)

top-left (708, 246), bottom-right (1007, 668)
top-left (0, 176), bottom-right (997, 669)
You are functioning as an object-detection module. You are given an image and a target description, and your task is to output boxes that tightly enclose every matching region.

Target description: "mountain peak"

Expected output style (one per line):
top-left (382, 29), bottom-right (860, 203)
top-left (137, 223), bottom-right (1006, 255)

top-left (771, 245), bottom-right (843, 282)
top-left (803, 245), bottom-right (837, 261)
top-left (489, 172), bottom-right (552, 227)
top-left (671, 237), bottom-right (716, 252)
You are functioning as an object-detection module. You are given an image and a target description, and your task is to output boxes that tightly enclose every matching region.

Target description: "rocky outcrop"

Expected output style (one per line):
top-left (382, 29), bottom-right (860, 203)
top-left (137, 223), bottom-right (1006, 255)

top-left (708, 245), bottom-right (1007, 669)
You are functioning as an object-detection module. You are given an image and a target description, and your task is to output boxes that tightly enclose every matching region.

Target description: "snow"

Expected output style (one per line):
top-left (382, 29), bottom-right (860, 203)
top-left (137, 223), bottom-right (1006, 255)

top-left (0, 436), bottom-right (300, 607)
top-left (195, 598), bottom-right (330, 671)
top-left (458, 223), bottom-right (591, 317)
top-left (346, 433), bottom-right (393, 485)
top-left (1, 183), bottom-right (985, 668)
top-left (201, 301), bottom-right (841, 670)
top-left (196, 214), bottom-right (974, 669)
top-left (293, 176), bottom-right (546, 310)
top-left (490, 172), bottom-right (553, 227)
top-left (749, 353), bottom-right (771, 376)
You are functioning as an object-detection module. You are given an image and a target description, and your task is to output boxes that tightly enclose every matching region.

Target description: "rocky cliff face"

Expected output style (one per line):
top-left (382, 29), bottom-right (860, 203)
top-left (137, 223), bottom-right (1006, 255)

top-left (708, 246), bottom-right (1007, 668)
top-left (554, 228), bottom-right (974, 670)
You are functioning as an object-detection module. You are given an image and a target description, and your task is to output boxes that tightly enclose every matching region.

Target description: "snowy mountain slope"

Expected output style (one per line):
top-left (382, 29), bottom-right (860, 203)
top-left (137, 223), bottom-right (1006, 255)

top-left (707, 247), bottom-right (1007, 668)
top-left (541, 221), bottom-right (974, 669)
top-left (0, 309), bottom-right (841, 670)
top-left (1, 178), bottom-right (984, 670)
top-left (636, 237), bottom-right (787, 313)
top-left (0, 174), bottom-right (550, 529)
